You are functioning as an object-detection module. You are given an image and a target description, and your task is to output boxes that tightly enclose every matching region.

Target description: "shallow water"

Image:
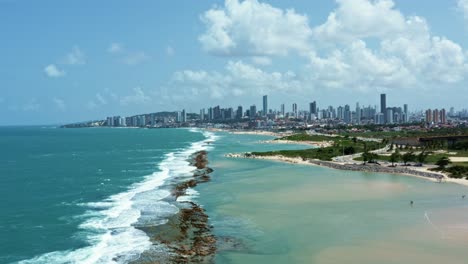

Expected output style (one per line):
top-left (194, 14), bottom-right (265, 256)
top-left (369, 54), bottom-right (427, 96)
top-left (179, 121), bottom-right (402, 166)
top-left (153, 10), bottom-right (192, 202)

top-left (197, 132), bottom-right (468, 264)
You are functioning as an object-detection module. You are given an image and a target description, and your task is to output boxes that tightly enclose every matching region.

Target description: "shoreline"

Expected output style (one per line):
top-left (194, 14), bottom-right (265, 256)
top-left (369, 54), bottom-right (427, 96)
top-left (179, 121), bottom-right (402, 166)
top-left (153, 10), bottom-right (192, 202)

top-left (258, 139), bottom-right (333, 148)
top-left (227, 153), bottom-right (468, 187)
top-left (133, 151), bottom-right (217, 263)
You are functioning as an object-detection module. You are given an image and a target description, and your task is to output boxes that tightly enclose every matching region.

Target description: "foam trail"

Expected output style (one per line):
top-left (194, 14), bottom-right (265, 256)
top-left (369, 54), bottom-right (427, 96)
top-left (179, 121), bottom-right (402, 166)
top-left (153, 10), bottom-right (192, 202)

top-left (18, 129), bottom-right (218, 264)
top-left (425, 211), bottom-right (446, 239)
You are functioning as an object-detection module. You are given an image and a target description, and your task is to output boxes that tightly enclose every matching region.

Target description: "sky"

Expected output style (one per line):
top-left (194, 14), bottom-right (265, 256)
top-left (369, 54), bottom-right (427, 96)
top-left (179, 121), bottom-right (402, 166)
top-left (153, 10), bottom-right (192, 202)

top-left (1, 0), bottom-right (468, 125)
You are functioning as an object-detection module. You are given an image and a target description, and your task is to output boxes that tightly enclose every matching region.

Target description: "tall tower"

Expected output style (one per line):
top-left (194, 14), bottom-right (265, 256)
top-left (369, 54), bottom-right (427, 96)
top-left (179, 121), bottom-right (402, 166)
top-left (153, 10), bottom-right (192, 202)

top-left (356, 102), bottom-right (361, 124)
top-left (262, 95), bottom-right (268, 117)
top-left (292, 103), bottom-right (298, 117)
top-left (380, 94), bottom-right (386, 123)
top-left (281, 104), bottom-right (285, 116)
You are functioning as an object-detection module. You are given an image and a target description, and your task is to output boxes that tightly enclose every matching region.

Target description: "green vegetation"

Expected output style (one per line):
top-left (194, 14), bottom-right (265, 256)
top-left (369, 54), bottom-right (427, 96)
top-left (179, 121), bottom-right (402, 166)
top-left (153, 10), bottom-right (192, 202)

top-left (435, 156), bottom-right (451, 169)
top-left (339, 127), bottom-right (468, 140)
top-left (275, 133), bottom-right (336, 142)
top-left (253, 135), bottom-right (384, 161)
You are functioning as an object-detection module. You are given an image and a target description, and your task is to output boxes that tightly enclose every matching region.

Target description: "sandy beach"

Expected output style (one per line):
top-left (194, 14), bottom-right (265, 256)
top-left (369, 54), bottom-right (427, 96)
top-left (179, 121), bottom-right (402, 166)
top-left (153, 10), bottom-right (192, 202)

top-left (258, 139), bottom-right (333, 148)
top-left (226, 153), bottom-right (468, 187)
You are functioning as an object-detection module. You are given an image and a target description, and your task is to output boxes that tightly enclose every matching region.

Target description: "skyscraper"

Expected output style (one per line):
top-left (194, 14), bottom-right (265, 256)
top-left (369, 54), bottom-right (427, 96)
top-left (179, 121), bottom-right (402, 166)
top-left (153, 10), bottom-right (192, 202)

top-left (250, 105), bottom-right (257, 119)
top-left (292, 103), bottom-right (297, 117)
top-left (262, 95), bottom-right (268, 117)
top-left (236, 106), bottom-right (243, 119)
top-left (380, 94), bottom-right (386, 123)
top-left (355, 102), bottom-right (361, 124)
top-left (281, 104), bottom-right (285, 116)
top-left (403, 104), bottom-right (408, 123)
top-left (440, 108), bottom-right (447, 124)
top-left (309, 101), bottom-right (317, 115)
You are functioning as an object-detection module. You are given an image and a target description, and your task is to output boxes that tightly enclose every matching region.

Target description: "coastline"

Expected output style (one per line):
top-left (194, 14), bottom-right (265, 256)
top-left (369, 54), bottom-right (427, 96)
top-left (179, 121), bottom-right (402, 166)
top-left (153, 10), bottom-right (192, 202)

top-left (227, 154), bottom-right (468, 187)
top-left (258, 139), bottom-right (333, 148)
top-left (133, 150), bottom-right (217, 263)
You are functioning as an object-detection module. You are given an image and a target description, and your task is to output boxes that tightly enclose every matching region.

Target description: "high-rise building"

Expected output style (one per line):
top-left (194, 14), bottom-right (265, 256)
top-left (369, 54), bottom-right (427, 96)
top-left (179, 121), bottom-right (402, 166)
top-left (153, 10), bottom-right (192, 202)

top-left (208, 107), bottom-right (213, 121)
top-left (309, 101), bottom-right (317, 115)
top-left (386, 108), bottom-right (393, 124)
top-left (250, 105), bottom-right (257, 119)
top-left (236, 106), bottom-right (243, 119)
top-left (263, 95), bottom-right (268, 117)
top-left (213, 106), bottom-right (221, 120)
top-left (344, 104), bottom-right (351, 123)
top-left (380, 94), bottom-right (386, 123)
top-left (403, 104), bottom-right (408, 123)
top-left (281, 104), bottom-right (285, 116)
top-left (181, 109), bottom-right (186, 123)
top-left (355, 102), bottom-right (361, 124)
top-left (292, 103), bottom-right (297, 117)
top-left (425, 109), bottom-right (433, 123)
top-left (440, 108), bottom-right (447, 124)
top-left (200, 109), bottom-right (205, 121)
top-left (433, 109), bottom-right (440, 123)
top-left (337, 106), bottom-right (344, 120)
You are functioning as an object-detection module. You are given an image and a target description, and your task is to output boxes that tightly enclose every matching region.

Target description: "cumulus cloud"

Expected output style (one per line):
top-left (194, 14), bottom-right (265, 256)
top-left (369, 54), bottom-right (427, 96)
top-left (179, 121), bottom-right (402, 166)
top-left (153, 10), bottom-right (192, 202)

top-left (64, 46), bottom-right (86, 65)
top-left (120, 87), bottom-right (151, 105)
top-left (44, 64), bottom-right (65, 78)
top-left (195, 0), bottom-right (468, 94)
top-left (199, 0), bottom-right (313, 56)
top-left (309, 0), bottom-right (468, 90)
top-left (108, 43), bottom-right (124, 54)
top-left (53, 97), bottom-right (66, 111)
top-left (123, 51), bottom-right (150, 65)
top-left (168, 60), bottom-right (302, 101)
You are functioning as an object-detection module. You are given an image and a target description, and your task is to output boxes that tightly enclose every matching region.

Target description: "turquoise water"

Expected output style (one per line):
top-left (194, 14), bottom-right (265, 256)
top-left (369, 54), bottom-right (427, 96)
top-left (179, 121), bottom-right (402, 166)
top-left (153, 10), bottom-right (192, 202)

top-left (2, 128), bottom-right (468, 263)
top-left (0, 127), bottom-right (208, 263)
top-left (198, 132), bottom-right (468, 264)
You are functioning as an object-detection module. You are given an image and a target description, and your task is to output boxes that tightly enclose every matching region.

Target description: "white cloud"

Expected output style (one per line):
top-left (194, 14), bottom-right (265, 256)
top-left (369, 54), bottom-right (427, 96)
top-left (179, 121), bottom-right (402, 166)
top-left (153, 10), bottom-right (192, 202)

top-left (307, 0), bottom-right (468, 90)
top-left (64, 46), bottom-right (86, 65)
top-left (120, 87), bottom-right (151, 105)
top-left (23, 99), bottom-right (40, 111)
top-left (108, 43), bottom-right (124, 54)
top-left (458, 0), bottom-right (468, 21)
top-left (123, 51), bottom-right (150, 65)
top-left (251, 56), bottom-right (272, 66)
top-left (166, 46), bottom-right (175, 56)
top-left (169, 60), bottom-right (301, 100)
top-left (314, 0), bottom-right (406, 43)
top-left (44, 64), bottom-right (65, 78)
top-left (53, 97), bottom-right (66, 111)
top-left (199, 0), bottom-right (313, 56)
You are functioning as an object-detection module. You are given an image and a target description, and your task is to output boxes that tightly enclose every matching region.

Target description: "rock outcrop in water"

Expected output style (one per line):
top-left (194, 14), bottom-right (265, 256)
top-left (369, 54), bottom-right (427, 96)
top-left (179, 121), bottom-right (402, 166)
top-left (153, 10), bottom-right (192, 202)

top-left (133, 150), bottom-right (216, 264)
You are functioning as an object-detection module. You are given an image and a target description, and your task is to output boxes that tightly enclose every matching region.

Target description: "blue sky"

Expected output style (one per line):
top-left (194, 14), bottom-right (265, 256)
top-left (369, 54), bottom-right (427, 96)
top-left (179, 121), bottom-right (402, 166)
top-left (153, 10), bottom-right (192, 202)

top-left (1, 0), bottom-right (468, 125)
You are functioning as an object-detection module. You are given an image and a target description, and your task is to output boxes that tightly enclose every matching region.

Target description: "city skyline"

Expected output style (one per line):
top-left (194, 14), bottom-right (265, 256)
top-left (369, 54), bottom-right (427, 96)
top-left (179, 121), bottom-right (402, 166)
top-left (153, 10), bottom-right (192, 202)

top-left (99, 92), bottom-right (467, 129)
top-left (2, 0), bottom-right (468, 125)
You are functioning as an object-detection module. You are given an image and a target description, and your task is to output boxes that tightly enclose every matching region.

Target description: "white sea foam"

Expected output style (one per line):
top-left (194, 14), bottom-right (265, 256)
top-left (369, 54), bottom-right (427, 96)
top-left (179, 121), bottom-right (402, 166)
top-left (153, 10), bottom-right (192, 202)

top-left (18, 129), bottom-right (217, 264)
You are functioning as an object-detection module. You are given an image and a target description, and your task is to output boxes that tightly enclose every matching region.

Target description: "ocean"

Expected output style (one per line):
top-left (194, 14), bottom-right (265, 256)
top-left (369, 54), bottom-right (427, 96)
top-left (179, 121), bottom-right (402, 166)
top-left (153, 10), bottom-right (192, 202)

top-left (1, 127), bottom-right (468, 263)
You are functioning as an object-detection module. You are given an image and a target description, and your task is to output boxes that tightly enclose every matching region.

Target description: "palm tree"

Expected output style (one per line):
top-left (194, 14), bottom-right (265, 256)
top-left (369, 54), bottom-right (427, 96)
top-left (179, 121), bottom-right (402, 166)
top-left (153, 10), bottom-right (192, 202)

top-left (435, 156), bottom-right (451, 169)
top-left (389, 152), bottom-right (400, 167)
top-left (402, 152), bottom-right (416, 166)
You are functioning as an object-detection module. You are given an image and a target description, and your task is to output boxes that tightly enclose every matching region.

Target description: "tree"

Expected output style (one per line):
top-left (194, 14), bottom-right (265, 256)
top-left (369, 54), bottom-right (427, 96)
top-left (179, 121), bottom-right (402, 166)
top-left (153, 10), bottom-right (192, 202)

top-left (352, 137), bottom-right (357, 143)
top-left (344, 146), bottom-right (356, 155)
top-left (401, 152), bottom-right (416, 166)
top-left (417, 152), bottom-right (428, 164)
top-left (435, 156), bottom-right (451, 169)
top-left (363, 152), bottom-right (378, 163)
top-left (389, 152), bottom-right (400, 166)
